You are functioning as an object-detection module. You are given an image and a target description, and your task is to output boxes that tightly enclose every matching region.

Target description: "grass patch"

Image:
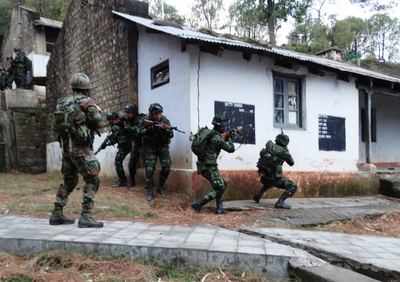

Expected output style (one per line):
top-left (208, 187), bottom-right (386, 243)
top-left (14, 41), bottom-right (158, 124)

top-left (0, 275), bottom-right (33, 282)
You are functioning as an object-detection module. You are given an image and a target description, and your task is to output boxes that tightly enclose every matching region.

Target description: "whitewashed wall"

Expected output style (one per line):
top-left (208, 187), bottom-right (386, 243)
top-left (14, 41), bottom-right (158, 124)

top-left (137, 29), bottom-right (193, 170)
top-left (188, 49), bottom-right (360, 172)
top-left (46, 134), bottom-right (129, 178)
top-left (359, 93), bottom-right (400, 163)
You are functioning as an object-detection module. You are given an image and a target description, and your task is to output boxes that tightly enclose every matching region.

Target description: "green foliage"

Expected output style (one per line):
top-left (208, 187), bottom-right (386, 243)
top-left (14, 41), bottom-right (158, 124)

top-left (0, 275), bottom-right (33, 282)
top-left (229, 0), bottom-right (312, 45)
top-left (331, 17), bottom-right (366, 51)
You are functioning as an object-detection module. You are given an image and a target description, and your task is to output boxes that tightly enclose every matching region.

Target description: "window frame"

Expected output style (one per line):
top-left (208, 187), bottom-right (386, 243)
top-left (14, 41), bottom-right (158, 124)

top-left (273, 73), bottom-right (305, 130)
top-left (151, 60), bottom-right (170, 90)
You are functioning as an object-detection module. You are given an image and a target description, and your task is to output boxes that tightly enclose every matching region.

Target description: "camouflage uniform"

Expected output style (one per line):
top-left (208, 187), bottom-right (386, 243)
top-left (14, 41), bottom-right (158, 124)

top-left (141, 104), bottom-right (173, 202)
top-left (50, 73), bottom-right (105, 228)
top-left (124, 105), bottom-right (145, 187)
top-left (192, 117), bottom-right (235, 214)
top-left (112, 118), bottom-right (132, 187)
top-left (254, 134), bottom-right (297, 209)
top-left (0, 68), bottom-right (7, 91)
top-left (10, 50), bottom-right (32, 89)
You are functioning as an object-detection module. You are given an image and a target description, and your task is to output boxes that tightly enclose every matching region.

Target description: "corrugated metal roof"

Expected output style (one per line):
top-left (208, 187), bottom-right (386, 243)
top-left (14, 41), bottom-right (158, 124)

top-left (113, 11), bottom-right (400, 85)
top-left (34, 17), bottom-right (62, 29)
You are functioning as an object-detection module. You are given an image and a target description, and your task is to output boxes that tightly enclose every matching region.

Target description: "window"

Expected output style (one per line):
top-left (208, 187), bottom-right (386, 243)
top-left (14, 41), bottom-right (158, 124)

top-left (151, 60), bottom-right (170, 89)
top-left (274, 75), bottom-right (303, 128)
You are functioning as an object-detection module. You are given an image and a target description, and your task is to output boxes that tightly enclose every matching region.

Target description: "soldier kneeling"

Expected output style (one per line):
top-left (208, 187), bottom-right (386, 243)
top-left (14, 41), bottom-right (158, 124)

top-left (253, 133), bottom-right (297, 209)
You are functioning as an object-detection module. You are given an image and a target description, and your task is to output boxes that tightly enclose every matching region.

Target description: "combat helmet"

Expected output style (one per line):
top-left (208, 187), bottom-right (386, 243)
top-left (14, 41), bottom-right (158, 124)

top-left (275, 132), bottom-right (290, 147)
top-left (149, 103), bottom-right (163, 114)
top-left (70, 73), bottom-right (91, 91)
top-left (125, 104), bottom-right (138, 114)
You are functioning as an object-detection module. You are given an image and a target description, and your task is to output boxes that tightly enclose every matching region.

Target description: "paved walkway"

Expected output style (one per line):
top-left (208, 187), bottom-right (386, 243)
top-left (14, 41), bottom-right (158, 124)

top-left (247, 228), bottom-right (400, 281)
top-left (0, 215), bottom-right (322, 280)
top-left (225, 196), bottom-right (400, 227)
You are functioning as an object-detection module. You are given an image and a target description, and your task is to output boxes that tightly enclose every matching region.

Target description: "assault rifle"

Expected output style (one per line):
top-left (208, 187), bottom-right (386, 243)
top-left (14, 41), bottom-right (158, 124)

top-left (143, 119), bottom-right (185, 134)
top-left (94, 136), bottom-right (114, 155)
top-left (223, 126), bottom-right (243, 140)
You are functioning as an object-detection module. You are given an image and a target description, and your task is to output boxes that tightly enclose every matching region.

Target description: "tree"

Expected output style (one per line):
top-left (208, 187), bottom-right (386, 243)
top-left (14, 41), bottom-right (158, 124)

top-left (288, 18), bottom-right (331, 53)
top-left (331, 17), bottom-right (367, 57)
top-left (229, 0), bottom-right (267, 40)
top-left (148, 0), bottom-right (185, 25)
top-left (366, 14), bottom-right (400, 62)
top-left (191, 0), bottom-right (223, 31)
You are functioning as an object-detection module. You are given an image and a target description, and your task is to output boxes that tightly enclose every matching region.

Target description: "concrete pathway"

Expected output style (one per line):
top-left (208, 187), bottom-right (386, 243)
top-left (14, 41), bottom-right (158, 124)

top-left (0, 215), bottom-right (322, 280)
top-left (225, 196), bottom-right (400, 227)
top-left (247, 228), bottom-right (400, 281)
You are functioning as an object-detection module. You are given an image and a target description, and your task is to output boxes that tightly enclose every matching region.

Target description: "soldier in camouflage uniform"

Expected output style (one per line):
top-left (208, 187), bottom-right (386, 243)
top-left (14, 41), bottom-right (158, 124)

top-left (124, 104), bottom-right (145, 187)
top-left (49, 73), bottom-right (105, 228)
top-left (9, 49), bottom-right (32, 89)
top-left (141, 103), bottom-right (173, 204)
top-left (111, 111), bottom-right (132, 187)
top-left (191, 117), bottom-right (235, 215)
top-left (0, 67), bottom-right (7, 91)
top-left (253, 133), bottom-right (297, 209)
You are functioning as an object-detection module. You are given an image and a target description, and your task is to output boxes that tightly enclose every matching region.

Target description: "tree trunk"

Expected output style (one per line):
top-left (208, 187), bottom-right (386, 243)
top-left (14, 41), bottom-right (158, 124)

top-left (266, 0), bottom-right (276, 46)
top-left (268, 19), bottom-right (276, 45)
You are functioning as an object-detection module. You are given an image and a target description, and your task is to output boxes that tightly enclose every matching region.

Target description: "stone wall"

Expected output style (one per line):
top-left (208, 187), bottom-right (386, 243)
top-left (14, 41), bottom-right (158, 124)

top-left (12, 107), bottom-right (47, 173)
top-left (46, 0), bottom-right (148, 137)
top-left (1, 6), bottom-right (38, 63)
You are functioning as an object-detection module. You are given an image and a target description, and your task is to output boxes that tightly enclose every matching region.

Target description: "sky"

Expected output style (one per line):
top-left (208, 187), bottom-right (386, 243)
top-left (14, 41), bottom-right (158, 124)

top-left (162, 0), bottom-right (400, 44)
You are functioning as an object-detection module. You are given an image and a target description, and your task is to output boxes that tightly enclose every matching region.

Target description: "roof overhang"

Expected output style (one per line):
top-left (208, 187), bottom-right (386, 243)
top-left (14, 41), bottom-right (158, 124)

top-left (113, 11), bottom-right (400, 90)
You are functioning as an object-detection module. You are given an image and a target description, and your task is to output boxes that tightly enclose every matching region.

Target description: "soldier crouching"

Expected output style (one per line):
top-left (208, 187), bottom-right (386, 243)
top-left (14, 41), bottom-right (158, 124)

top-left (253, 133), bottom-right (297, 209)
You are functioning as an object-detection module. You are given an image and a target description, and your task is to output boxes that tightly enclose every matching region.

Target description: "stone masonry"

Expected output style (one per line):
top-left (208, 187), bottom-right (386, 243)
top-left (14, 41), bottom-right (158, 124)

top-left (46, 0), bottom-right (149, 141)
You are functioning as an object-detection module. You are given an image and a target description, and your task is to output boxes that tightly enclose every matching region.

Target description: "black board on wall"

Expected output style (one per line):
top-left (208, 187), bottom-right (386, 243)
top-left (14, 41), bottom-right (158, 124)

top-left (318, 115), bottom-right (346, 151)
top-left (214, 101), bottom-right (256, 144)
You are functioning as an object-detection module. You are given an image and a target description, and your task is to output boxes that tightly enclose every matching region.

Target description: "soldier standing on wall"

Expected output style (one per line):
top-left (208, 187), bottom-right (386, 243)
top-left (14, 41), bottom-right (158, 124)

top-left (50, 73), bottom-right (106, 228)
top-left (0, 67), bottom-right (8, 91)
top-left (9, 49), bottom-right (33, 89)
top-left (124, 104), bottom-right (145, 187)
top-left (253, 132), bottom-right (298, 209)
top-left (141, 103), bottom-right (174, 205)
top-left (191, 116), bottom-right (236, 214)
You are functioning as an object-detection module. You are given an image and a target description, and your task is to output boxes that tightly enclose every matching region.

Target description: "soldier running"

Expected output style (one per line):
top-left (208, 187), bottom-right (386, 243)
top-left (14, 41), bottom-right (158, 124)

top-left (49, 73), bottom-right (105, 228)
top-left (141, 103), bottom-right (173, 204)
top-left (253, 132), bottom-right (298, 209)
top-left (191, 116), bottom-right (235, 214)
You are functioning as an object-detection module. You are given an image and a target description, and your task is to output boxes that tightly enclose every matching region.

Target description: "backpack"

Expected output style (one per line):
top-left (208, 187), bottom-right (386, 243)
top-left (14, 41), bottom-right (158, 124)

top-left (53, 94), bottom-right (87, 140)
top-left (191, 127), bottom-right (214, 158)
top-left (257, 141), bottom-right (276, 170)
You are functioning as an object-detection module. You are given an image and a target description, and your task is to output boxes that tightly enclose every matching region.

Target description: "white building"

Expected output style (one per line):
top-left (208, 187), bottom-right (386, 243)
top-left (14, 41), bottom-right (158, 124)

top-left (50, 11), bottom-right (400, 199)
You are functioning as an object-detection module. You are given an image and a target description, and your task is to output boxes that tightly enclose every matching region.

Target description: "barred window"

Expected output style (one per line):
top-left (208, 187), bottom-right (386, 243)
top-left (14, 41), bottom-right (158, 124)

top-left (273, 75), bottom-right (303, 128)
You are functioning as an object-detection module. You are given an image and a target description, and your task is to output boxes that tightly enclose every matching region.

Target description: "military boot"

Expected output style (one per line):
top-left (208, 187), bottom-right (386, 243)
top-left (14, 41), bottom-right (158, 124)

top-left (215, 196), bottom-right (225, 215)
top-left (253, 187), bottom-right (270, 204)
top-left (274, 192), bottom-right (292, 209)
top-left (191, 198), bottom-right (211, 213)
top-left (129, 177), bottom-right (136, 188)
top-left (112, 178), bottom-right (128, 188)
top-left (78, 213), bottom-right (104, 228)
top-left (49, 205), bottom-right (75, 225)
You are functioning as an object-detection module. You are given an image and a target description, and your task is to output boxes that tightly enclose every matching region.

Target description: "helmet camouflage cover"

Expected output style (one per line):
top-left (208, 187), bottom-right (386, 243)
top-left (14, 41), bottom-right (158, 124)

top-left (275, 133), bottom-right (290, 147)
top-left (149, 103), bottom-right (163, 114)
top-left (70, 73), bottom-right (91, 90)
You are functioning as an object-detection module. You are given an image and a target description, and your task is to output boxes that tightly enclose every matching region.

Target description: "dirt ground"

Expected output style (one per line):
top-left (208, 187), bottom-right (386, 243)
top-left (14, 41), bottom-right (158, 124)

top-left (316, 212), bottom-right (400, 237)
top-left (0, 251), bottom-right (269, 282)
top-left (0, 173), bottom-right (262, 229)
